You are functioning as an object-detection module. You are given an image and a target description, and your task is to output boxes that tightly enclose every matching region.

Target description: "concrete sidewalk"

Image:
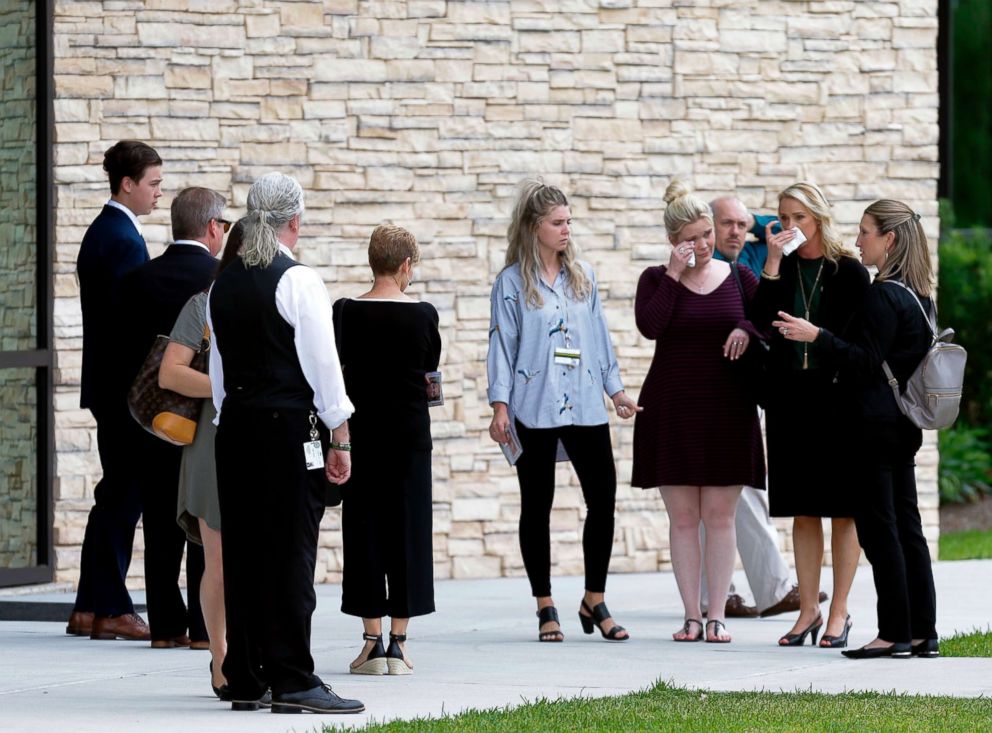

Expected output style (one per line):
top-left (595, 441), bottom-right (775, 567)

top-left (1, 560), bottom-right (989, 732)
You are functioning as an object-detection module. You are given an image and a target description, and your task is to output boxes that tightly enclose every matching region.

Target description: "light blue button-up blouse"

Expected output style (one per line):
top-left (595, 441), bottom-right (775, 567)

top-left (487, 261), bottom-right (624, 429)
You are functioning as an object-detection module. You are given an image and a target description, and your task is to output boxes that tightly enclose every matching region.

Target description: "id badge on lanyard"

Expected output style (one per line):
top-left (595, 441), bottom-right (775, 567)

top-left (303, 412), bottom-right (323, 470)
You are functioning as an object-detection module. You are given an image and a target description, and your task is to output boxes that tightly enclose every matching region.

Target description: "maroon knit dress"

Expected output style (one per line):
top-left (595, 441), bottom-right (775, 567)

top-left (631, 265), bottom-right (766, 489)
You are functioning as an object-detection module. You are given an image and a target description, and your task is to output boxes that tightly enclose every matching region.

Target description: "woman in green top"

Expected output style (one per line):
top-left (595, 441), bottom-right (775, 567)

top-left (751, 183), bottom-right (870, 651)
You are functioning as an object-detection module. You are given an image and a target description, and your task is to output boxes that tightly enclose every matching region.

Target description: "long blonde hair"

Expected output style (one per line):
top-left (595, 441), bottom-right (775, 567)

top-left (662, 180), bottom-right (712, 239)
top-left (504, 179), bottom-right (591, 308)
top-left (865, 199), bottom-right (934, 297)
top-left (778, 182), bottom-right (852, 266)
top-left (241, 172), bottom-right (305, 269)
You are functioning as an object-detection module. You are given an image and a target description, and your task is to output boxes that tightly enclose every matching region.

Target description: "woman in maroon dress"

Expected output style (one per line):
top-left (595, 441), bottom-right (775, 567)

top-left (632, 181), bottom-right (765, 644)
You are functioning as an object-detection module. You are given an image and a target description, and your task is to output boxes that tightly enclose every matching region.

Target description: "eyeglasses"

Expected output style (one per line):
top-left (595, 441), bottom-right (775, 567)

top-left (216, 218), bottom-right (232, 233)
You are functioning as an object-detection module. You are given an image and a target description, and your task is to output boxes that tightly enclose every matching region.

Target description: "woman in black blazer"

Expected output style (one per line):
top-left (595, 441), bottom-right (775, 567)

top-left (774, 199), bottom-right (939, 659)
top-left (752, 182), bottom-right (870, 650)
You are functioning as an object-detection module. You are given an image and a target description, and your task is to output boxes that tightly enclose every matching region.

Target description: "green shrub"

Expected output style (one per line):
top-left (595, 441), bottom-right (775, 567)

top-left (938, 425), bottom-right (992, 505)
top-left (938, 229), bottom-right (992, 427)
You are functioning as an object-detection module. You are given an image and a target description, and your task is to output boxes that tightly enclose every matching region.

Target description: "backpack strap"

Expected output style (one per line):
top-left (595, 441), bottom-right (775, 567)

top-left (882, 279), bottom-right (937, 340)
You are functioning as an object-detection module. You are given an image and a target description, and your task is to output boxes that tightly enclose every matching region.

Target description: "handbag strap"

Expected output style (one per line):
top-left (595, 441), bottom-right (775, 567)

top-left (730, 261), bottom-right (748, 318)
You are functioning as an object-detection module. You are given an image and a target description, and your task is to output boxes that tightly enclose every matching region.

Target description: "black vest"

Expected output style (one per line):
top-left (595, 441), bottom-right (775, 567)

top-left (210, 254), bottom-right (315, 411)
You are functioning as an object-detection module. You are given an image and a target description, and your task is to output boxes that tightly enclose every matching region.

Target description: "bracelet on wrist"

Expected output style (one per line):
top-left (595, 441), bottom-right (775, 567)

top-left (760, 269), bottom-right (781, 281)
top-left (330, 441), bottom-right (351, 452)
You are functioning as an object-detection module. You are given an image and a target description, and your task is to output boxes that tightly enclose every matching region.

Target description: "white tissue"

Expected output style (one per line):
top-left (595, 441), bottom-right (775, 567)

top-left (782, 227), bottom-right (807, 256)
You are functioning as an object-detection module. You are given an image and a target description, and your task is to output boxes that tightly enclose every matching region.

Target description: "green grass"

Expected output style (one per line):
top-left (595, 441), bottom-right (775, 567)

top-left (939, 529), bottom-right (992, 560)
top-left (346, 682), bottom-right (992, 733)
top-left (942, 627), bottom-right (992, 657)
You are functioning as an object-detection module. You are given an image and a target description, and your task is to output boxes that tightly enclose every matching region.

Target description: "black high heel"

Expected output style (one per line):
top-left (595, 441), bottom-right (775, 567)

top-left (778, 613), bottom-right (823, 646)
top-left (537, 605), bottom-right (564, 642)
top-left (209, 660), bottom-right (231, 701)
top-left (819, 615), bottom-right (852, 648)
top-left (386, 633), bottom-right (413, 675)
top-left (350, 632), bottom-right (387, 675)
top-left (578, 600), bottom-right (629, 641)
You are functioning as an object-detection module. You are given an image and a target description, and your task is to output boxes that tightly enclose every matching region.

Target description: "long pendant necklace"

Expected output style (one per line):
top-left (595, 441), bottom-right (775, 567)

top-left (797, 258), bottom-right (825, 370)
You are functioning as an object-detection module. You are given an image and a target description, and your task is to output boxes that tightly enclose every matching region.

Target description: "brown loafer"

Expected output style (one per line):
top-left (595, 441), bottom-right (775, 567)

top-left (90, 613), bottom-right (151, 641)
top-left (151, 634), bottom-right (192, 649)
top-left (189, 640), bottom-right (211, 650)
top-left (66, 611), bottom-right (94, 636)
top-left (724, 593), bottom-right (758, 618)
top-left (759, 586), bottom-right (830, 618)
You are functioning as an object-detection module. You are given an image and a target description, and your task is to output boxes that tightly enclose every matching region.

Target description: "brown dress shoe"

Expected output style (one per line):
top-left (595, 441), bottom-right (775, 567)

top-left (724, 593), bottom-right (758, 618)
top-left (90, 613), bottom-right (151, 641)
top-left (151, 634), bottom-right (192, 649)
top-left (759, 586), bottom-right (830, 617)
top-left (189, 640), bottom-right (211, 650)
top-left (66, 611), bottom-right (94, 636)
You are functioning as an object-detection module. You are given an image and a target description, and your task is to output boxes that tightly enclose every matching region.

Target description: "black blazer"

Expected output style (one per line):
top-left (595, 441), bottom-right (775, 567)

top-left (77, 205), bottom-right (149, 408)
top-left (752, 253), bottom-right (871, 378)
top-left (117, 244), bottom-right (218, 393)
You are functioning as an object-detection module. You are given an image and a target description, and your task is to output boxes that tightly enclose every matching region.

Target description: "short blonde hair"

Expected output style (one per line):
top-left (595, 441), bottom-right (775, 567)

top-left (368, 225), bottom-right (420, 275)
top-left (663, 180), bottom-right (712, 239)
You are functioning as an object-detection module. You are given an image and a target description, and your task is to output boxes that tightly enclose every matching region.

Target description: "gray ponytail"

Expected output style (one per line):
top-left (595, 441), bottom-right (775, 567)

top-left (241, 172), bottom-right (305, 268)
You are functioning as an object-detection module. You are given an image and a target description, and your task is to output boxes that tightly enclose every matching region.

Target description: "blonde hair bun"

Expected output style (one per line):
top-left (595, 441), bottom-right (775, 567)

top-left (663, 180), bottom-right (692, 204)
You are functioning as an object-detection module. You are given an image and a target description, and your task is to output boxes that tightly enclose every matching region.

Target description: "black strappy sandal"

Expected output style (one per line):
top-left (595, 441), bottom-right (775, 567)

top-left (673, 618), bottom-right (704, 642)
top-left (386, 632), bottom-right (413, 675)
top-left (706, 619), bottom-right (732, 644)
top-left (578, 600), bottom-right (629, 641)
top-left (350, 632), bottom-right (387, 675)
top-left (537, 605), bottom-right (564, 642)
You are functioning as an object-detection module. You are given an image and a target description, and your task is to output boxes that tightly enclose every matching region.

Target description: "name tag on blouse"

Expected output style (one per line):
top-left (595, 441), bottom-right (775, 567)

top-left (553, 347), bottom-right (581, 367)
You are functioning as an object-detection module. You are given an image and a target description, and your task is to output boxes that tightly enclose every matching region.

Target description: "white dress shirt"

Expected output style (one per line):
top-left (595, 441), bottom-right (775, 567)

top-left (172, 239), bottom-right (210, 252)
top-left (106, 199), bottom-right (142, 236)
top-left (207, 243), bottom-right (354, 430)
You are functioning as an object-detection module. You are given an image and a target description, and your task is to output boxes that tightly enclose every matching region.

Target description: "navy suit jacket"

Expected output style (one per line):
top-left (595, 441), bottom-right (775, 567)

top-left (117, 243), bottom-right (219, 394)
top-left (77, 205), bottom-right (149, 409)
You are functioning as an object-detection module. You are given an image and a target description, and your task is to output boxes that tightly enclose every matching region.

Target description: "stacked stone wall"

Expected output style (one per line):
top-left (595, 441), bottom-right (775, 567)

top-left (50, 0), bottom-right (940, 587)
top-left (0, 5), bottom-right (39, 570)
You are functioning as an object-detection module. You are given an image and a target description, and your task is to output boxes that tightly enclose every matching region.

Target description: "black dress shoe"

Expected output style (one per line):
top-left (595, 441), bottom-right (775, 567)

top-left (271, 684), bottom-right (364, 714)
top-left (842, 642), bottom-right (912, 659)
top-left (911, 638), bottom-right (940, 658)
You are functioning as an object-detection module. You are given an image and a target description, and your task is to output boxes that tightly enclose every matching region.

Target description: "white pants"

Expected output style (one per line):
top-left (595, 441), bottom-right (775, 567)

top-left (700, 486), bottom-right (793, 613)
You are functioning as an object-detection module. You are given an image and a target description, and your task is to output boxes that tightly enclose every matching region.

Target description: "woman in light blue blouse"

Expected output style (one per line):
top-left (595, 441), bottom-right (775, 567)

top-left (487, 179), bottom-right (642, 643)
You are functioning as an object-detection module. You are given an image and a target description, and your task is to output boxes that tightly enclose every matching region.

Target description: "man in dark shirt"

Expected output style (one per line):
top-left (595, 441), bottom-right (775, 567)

top-left (115, 187), bottom-right (229, 647)
top-left (69, 141), bottom-right (162, 641)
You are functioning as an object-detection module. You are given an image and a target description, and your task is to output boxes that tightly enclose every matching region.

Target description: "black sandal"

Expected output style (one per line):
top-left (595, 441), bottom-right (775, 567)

top-left (537, 605), bottom-right (564, 642)
top-left (350, 632), bottom-right (387, 675)
top-left (386, 633), bottom-right (412, 675)
top-left (706, 619), bottom-right (731, 644)
top-left (673, 618), bottom-right (704, 642)
top-left (578, 600), bottom-right (629, 641)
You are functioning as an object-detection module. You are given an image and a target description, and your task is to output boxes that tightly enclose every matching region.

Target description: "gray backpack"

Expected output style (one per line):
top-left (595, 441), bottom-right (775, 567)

top-left (881, 281), bottom-right (966, 430)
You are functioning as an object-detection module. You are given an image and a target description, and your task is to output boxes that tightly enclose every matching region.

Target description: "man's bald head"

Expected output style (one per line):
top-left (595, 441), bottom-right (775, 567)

top-left (710, 196), bottom-right (750, 260)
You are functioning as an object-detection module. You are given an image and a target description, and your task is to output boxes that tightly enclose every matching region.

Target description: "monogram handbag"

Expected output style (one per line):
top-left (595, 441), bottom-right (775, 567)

top-left (128, 328), bottom-right (209, 446)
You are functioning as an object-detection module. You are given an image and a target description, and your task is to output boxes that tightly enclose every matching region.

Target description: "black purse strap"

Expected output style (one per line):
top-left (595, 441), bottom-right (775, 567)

top-left (730, 261), bottom-right (748, 318)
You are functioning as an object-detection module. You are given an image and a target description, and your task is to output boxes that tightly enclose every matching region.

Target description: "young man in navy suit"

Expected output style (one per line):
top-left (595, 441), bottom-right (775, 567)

top-left (115, 187), bottom-right (229, 648)
top-left (69, 141), bottom-right (163, 640)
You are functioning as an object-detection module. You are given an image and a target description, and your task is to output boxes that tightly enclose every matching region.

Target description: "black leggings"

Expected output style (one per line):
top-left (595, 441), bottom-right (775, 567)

top-left (514, 420), bottom-right (617, 597)
top-left (854, 420), bottom-right (936, 644)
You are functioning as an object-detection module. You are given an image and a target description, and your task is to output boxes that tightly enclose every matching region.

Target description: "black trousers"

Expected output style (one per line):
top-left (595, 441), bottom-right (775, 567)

top-left (135, 429), bottom-right (206, 642)
top-left (514, 420), bottom-right (617, 598)
top-left (854, 419), bottom-right (937, 644)
top-left (73, 402), bottom-right (142, 617)
top-left (216, 407), bottom-right (325, 697)
top-left (341, 448), bottom-right (435, 619)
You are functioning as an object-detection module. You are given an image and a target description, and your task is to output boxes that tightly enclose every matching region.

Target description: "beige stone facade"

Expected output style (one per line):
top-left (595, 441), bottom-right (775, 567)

top-left (50, 1), bottom-right (940, 587)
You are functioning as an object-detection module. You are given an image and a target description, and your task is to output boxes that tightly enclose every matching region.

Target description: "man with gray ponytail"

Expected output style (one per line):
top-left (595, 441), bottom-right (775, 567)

top-left (208, 173), bottom-right (364, 714)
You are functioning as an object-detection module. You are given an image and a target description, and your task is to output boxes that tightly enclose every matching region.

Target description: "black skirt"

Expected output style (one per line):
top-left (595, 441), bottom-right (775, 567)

top-left (765, 369), bottom-right (858, 518)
